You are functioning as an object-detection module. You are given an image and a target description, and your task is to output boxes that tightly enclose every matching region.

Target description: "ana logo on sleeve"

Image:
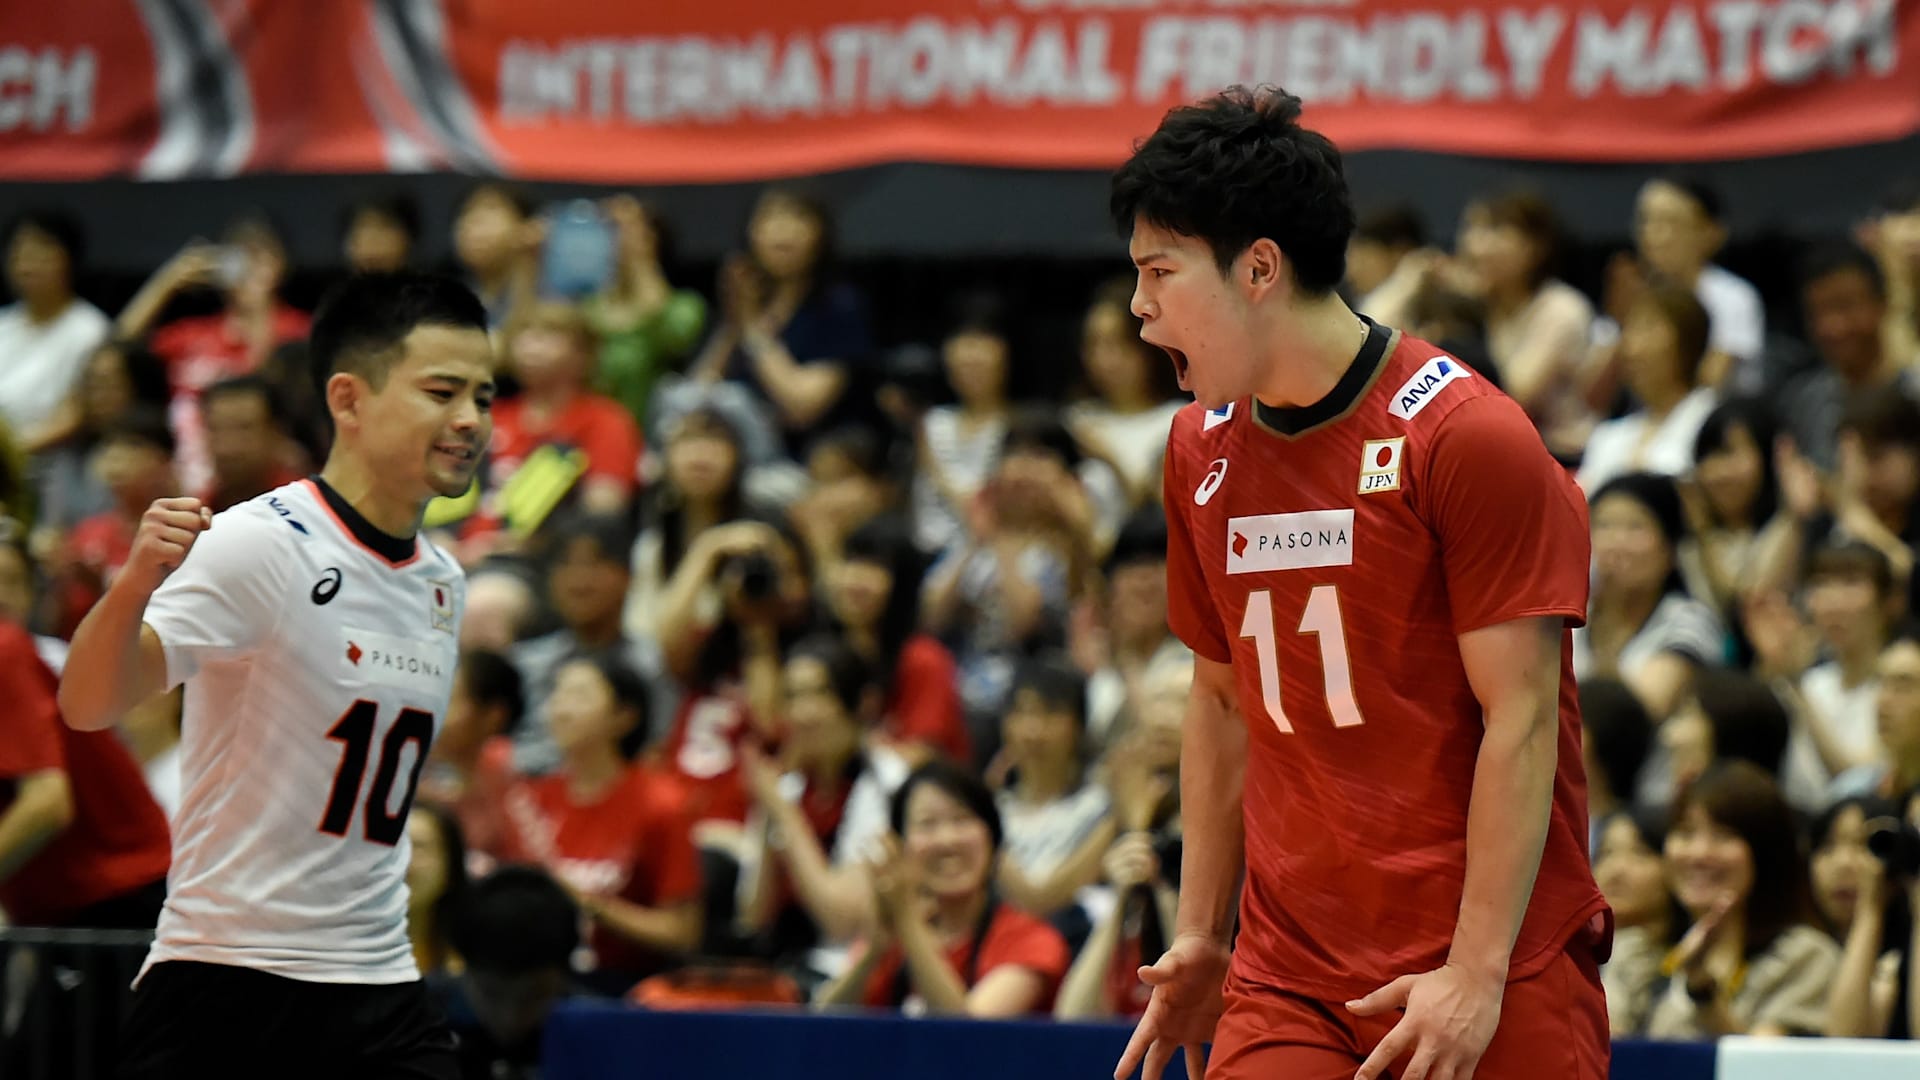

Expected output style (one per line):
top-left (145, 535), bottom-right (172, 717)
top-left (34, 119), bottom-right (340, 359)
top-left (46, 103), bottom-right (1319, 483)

top-left (1388, 357), bottom-right (1472, 420)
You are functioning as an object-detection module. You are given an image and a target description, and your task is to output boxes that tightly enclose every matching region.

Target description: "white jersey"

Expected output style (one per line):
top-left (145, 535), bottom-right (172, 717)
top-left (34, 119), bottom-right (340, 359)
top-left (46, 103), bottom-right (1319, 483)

top-left (140, 478), bottom-right (465, 984)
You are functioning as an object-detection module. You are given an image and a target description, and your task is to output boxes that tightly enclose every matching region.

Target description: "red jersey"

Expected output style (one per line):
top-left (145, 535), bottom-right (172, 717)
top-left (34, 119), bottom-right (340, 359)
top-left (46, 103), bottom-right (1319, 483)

top-left (1162, 322), bottom-right (1606, 1002)
top-left (883, 634), bottom-right (971, 764)
top-left (498, 762), bottom-right (702, 975)
top-left (861, 901), bottom-right (1070, 1013)
top-left (653, 688), bottom-right (757, 825)
top-left (54, 511), bottom-right (135, 637)
top-left (462, 392), bottom-right (642, 538)
top-left (0, 623), bottom-right (171, 925)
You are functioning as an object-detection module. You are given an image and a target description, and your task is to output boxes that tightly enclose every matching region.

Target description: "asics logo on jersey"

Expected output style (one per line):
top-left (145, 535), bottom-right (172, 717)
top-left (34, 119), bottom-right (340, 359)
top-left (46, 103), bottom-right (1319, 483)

top-left (1195, 458), bottom-right (1229, 505)
top-left (311, 567), bottom-right (343, 605)
top-left (267, 496), bottom-right (309, 535)
top-left (1388, 356), bottom-right (1472, 420)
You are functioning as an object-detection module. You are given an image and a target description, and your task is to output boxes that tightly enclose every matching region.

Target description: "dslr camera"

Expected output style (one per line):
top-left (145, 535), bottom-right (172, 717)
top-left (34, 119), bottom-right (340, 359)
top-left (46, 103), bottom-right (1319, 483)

top-left (722, 552), bottom-right (779, 603)
top-left (1867, 817), bottom-right (1920, 878)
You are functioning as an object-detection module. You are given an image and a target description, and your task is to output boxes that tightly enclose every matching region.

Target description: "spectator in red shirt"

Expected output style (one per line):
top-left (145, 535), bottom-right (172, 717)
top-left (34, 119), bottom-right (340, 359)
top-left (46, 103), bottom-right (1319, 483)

top-left (0, 616), bottom-right (170, 929)
top-left (817, 760), bottom-right (1069, 1017)
top-left (826, 516), bottom-right (970, 766)
top-left (418, 649), bottom-right (524, 872)
top-left (462, 302), bottom-right (642, 553)
top-left (498, 651), bottom-right (702, 990)
top-left (200, 375), bottom-right (303, 511)
top-left (53, 407), bottom-right (178, 637)
top-left (115, 216), bottom-right (310, 495)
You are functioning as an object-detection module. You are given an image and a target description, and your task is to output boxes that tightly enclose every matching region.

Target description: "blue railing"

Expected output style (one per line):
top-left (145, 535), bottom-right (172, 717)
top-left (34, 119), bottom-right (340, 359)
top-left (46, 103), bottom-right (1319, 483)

top-left (543, 1004), bottom-right (1725, 1079)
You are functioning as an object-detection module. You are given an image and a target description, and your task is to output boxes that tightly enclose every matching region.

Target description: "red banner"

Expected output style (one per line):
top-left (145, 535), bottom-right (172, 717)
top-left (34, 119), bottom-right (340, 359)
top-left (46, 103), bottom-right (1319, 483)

top-left (4, 0), bottom-right (1919, 182)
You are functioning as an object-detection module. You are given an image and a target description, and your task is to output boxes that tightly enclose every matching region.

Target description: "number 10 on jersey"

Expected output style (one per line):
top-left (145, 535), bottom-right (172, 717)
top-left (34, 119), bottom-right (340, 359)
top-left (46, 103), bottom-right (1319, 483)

top-left (1238, 585), bottom-right (1365, 732)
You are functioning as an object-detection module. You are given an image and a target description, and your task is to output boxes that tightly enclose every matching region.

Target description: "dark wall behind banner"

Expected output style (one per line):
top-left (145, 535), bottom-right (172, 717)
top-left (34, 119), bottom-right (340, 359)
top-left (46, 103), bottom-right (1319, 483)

top-left (4, 139), bottom-right (1920, 275)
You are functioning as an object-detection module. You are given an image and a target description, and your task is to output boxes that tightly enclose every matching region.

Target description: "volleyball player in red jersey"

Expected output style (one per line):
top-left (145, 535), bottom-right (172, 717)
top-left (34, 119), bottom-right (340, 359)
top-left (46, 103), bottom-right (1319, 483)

top-left (1110, 87), bottom-right (1612, 1080)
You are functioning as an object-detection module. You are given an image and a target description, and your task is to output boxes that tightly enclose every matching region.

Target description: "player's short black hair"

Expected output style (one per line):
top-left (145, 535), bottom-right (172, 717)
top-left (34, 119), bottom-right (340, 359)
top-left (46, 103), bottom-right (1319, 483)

top-left (1111, 85), bottom-right (1354, 294)
top-left (452, 867), bottom-right (579, 975)
top-left (1105, 508), bottom-right (1169, 575)
top-left (1579, 677), bottom-right (1651, 801)
top-left (890, 759), bottom-right (1002, 851)
top-left (563, 648), bottom-right (651, 759)
top-left (1011, 653), bottom-right (1088, 731)
top-left (100, 406), bottom-right (176, 457)
top-left (458, 648), bottom-right (525, 737)
top-left (788, 633), bottom-right (875, 717)
top-left (1799, 241), bottom-right (1885, 300)
top-left (308, 272), bottom-right (489, 392)
top-left (2, 208), bottom-right (85, 268)
top-left (1354, 204), bottom-right (1425, 250)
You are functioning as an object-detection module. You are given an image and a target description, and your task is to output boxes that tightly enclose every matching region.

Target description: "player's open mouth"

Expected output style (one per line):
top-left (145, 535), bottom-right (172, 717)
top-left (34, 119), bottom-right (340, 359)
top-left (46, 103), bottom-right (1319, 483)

top-left (1160, 345), bottom-right (1190, 386)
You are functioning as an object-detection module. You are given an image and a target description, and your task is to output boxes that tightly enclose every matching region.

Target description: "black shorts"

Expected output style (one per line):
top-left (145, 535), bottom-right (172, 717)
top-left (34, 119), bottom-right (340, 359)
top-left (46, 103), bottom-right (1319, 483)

top-left (117, 960), bottom-right (458, 1080)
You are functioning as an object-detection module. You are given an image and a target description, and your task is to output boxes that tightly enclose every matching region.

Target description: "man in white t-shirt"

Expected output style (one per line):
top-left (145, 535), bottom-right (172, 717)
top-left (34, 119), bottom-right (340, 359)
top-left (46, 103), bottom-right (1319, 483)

top-left (59, 272), bottom-right (495, 1079)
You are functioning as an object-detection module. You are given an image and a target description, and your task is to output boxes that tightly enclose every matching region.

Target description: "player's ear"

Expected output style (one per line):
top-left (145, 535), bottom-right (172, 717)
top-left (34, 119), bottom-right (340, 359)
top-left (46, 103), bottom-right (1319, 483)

top-left (324, 371), bottom-right (364, 431)
top-left (1243, 238), bottom-right (1284, 296)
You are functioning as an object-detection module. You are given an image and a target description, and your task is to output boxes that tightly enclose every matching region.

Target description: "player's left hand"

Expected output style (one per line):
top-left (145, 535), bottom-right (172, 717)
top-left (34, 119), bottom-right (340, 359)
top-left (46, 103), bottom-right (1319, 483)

top-left (1346, 962), bottom-right (1504, 1080)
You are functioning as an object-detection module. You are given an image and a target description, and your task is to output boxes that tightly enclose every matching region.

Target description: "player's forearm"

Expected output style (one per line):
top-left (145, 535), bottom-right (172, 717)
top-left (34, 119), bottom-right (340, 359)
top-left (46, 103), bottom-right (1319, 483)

top-left (59, 579), bottom-right (163, 731)
top-left (1446, 703), bottom-right (1557, 982)
top-left (1173, 674), bottom-right (1245, 943)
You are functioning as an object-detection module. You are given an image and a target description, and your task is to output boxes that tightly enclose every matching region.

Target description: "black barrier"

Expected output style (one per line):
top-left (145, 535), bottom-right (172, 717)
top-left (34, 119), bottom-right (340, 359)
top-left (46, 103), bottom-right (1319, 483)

top-left (0, 928), bottom-right (153, 1080)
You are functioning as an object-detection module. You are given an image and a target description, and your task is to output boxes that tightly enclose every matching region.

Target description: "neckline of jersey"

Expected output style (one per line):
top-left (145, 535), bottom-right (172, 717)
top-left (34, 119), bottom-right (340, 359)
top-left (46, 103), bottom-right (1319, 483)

top-left (307, 475), bottom-right (418, 564)
top-left (1251, 316), bottom-right (1396, 440)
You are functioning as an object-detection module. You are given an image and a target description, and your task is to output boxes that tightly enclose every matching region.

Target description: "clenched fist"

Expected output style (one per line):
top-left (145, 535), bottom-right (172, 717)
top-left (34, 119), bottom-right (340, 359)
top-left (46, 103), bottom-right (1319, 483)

top-left (125, 497), bottom-right (214, 592)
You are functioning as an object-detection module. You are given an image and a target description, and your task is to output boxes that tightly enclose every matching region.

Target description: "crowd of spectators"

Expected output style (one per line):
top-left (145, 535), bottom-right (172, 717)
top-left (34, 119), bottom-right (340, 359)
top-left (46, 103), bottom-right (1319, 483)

top-left (2, 170), bottom-right (1919, 1076)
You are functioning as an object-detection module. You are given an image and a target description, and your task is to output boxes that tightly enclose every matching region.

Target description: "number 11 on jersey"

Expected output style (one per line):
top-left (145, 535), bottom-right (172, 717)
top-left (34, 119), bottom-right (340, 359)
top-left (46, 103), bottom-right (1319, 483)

top-left (1238, 585), bottom-right (1365, 733)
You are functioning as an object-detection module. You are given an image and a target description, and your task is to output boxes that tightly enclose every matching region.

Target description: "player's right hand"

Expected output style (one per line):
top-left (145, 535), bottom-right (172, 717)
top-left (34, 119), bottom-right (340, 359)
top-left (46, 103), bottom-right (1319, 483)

top-left (124, 497), bottom-right (213, 592)
top-left (1114, 932), bottom-right (1231, 1080)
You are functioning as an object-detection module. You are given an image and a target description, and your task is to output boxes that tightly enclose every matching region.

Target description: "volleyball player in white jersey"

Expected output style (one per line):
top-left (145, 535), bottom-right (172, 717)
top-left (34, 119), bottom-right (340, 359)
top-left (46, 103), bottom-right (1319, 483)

top-left (61, 272), bottom-right (495, 1079)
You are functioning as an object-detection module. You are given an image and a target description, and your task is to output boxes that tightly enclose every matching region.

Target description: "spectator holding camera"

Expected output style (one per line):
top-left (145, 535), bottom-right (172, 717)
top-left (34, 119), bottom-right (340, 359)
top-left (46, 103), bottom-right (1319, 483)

top-left (1647, 761), bottom-right (1839, 1039)
top-left (1824, 789), bottom-right (1919, 1038)
top-left (583, 195), bottom-right (708, 428)
top-left (816, 761), bottom-right (1069, 1017)
top-left (691, 189), bottom-right (872, 457)
top-left (653, 514), bottom-right (813, 826)
top-left (118, 215), bottom-right (309, 494)
top-left (0, 210), bottom-right (108, 453)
